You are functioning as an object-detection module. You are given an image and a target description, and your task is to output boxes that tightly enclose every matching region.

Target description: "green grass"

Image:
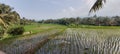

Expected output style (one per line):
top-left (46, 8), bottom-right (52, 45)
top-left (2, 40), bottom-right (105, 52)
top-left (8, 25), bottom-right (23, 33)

top-left (24, 24), bottom-right (67, 34)
top-left (0, 24), bottom-right (67, 44)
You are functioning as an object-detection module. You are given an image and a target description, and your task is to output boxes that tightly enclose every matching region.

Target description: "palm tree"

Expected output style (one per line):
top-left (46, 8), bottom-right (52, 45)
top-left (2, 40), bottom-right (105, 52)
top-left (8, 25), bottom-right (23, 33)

top-left (0, 3), bottom-right (20, 26)
top-left (89, 0), bottom-right (106, 13)
top-left (0, 3), bottom-right (20, 36)
top-left (0, 16), bottom-right (8, 29)
top-left (0, 16), bottom-right (8, 36)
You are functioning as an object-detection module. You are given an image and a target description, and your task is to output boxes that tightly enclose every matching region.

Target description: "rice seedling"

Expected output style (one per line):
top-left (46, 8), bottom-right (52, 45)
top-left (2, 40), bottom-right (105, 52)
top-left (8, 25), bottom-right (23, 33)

top-left (0, 28), bottom-right (119, 54)
top-left (35, 28), bottom-right (120, 54)
top-left (0, 29), bottom-right (61, 54)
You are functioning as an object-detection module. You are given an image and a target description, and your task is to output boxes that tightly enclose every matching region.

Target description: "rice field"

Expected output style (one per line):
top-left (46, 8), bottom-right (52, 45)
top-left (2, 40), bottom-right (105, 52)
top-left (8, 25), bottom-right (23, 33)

top-left (0, 29), bottom-right (62, 54)
top-left (35, 28), bottom-right (120, 54)
top-left (0, 28), bottom-right (120, 54)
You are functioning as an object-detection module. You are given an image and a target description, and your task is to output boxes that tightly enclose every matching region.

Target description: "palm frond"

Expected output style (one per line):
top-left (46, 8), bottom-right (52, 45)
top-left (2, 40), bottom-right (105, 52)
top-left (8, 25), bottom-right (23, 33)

top-left (0, 16), bottom-right (7, 29)
top-left (89, 0), bottom-right (106, 13)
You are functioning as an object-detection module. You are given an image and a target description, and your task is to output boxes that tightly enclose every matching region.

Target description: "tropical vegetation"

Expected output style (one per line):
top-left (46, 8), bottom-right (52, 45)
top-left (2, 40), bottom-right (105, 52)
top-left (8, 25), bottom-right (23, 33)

top-left (0, 1), bottom-right (120, 54)
top-left (90, 0), bottom-right (106, 13)
top-left (38, 16), bottom-right (120, 26)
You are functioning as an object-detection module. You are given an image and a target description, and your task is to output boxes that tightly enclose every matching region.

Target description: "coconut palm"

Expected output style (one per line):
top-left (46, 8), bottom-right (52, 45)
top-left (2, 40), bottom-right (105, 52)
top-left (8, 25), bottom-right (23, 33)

top-left (0, 16), bottom-right (8, 36)
top-left (89, 0), bottom-right (106, 13)
top-left (0, 3), bottom-right (20, 36)
top-left (0, 17), bottom-right (8, 29)
top-left (0, 4), bottom-right (12, 14)
top-left (0, 3), bottom-right (20, 26)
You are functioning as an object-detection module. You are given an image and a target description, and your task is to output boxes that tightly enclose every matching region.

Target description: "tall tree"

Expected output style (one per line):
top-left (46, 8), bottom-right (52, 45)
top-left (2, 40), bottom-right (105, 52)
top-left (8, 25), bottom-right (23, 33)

top-left (0, 3), bottom-right (21, 36)
top-left (0, 3), bottom-right (20, 26)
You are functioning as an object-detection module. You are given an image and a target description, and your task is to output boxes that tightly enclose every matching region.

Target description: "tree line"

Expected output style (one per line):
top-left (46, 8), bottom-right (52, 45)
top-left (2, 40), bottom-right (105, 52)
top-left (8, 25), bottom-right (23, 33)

top-left (38, 16), bottom-right (120, 26)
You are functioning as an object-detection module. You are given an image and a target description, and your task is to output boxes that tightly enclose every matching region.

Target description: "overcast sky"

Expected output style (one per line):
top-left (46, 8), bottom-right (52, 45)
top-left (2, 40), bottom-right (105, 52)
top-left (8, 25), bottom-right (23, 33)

top-left (0, 0), bottom-right (120, 20)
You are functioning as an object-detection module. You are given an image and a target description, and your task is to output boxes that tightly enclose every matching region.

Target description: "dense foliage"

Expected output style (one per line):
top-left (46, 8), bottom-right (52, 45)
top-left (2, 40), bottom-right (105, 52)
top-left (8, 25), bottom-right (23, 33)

top-left (0, 3), bottom-right (21, 36)
top-left (0, 3), bottom-right (21, 27)
top-left (38, 16), bottom-right (120, 26)
top-left (20, 17), bottom-right (36, 25)
top-left (7, 26), bottom-right (25, 36)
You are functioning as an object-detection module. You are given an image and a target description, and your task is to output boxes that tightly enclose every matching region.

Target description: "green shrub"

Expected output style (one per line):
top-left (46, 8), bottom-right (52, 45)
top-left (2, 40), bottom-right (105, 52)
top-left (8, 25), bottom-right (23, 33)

top-left (68, 24), bottom-right (78, 28)
top-left (7, 26), bottom-right (25, 36)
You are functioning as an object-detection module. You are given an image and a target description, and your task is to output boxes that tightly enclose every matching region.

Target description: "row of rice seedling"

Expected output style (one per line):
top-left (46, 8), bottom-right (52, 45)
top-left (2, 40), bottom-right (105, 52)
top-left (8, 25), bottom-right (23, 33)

top-left (75, 29), bottom-right (120, 54)
top-left (35, 28), bottom-right (84, 54)
top-left (35, 28), bottom-right (120, 54)
top-left (0, 29), bottom-right (61, 54)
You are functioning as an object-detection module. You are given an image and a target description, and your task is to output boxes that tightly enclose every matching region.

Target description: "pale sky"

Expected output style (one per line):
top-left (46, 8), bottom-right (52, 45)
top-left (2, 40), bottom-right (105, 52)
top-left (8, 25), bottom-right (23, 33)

top-left (0, 0), bottom-right (120, 20)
